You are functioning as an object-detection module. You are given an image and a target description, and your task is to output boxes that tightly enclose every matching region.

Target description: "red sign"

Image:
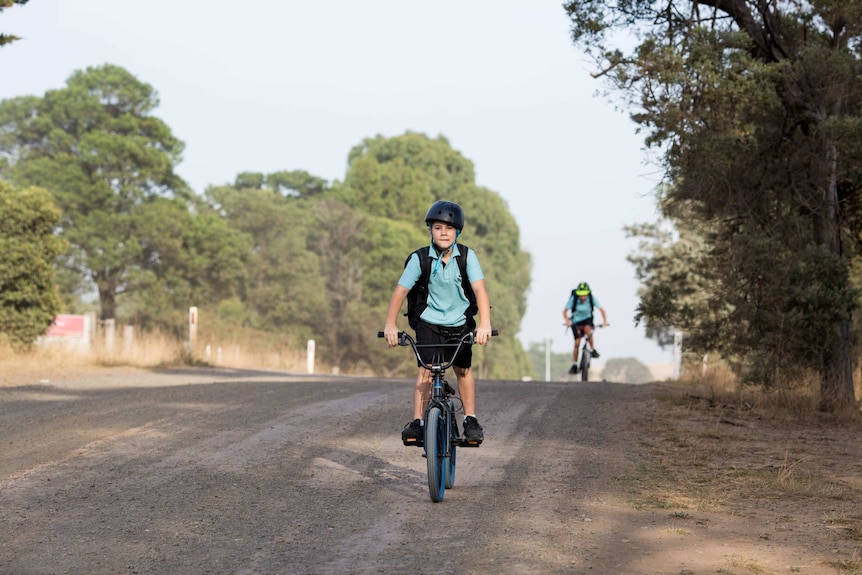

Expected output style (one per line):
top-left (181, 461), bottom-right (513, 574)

top-left (45, 315), bottom-right (86, 338)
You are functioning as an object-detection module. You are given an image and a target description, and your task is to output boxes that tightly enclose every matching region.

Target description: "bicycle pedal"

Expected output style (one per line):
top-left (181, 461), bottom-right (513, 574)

top-left (457, 439), bottom-right (482, 447)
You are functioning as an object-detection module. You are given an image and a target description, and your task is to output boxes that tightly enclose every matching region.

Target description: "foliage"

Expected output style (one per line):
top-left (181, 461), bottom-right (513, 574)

top-left (0, 64), bottom-right (200, 322)
top-left (567, 0), bottom-right (862, 408)
top-left (0, 0), bottom-right (27, 48)
top-left (626, 214), bottom-right (714, 348)
top-left (203, 176), bottom-right (327, 341)
top-left (602, 357), bottom-right (652, 384)
top-left (0, 181), bottom-right (65, 347)
top-left (119, 198), bottom-right (250, 336)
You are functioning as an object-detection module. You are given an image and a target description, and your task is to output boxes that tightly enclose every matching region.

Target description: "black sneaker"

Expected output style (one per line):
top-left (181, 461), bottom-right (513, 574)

top-left (401, 419), bottom-right (423, 447)
top-left (463, 416), bottom-right (484, 444)
top-left (568, 363), bottom-right (579, 375)
top-left (591, 349), bottom-right (600, 358)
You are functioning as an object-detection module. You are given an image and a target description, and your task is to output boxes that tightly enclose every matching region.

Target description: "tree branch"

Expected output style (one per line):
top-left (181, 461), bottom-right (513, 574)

top-left (695, 0), bottom-right (785, 62)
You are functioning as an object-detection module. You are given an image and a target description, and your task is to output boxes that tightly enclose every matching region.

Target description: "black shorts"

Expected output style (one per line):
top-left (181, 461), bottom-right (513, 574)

top-left (414, 320), bottom-right (473, 369)
top-left (572, 318), bottom-right (594, 338)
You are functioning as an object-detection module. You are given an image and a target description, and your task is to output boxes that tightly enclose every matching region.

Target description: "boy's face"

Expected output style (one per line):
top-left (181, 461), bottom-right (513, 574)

top-left (578, 295), bottom-right (588, 303)
top-left (429, 222), bottom-right (457, 249)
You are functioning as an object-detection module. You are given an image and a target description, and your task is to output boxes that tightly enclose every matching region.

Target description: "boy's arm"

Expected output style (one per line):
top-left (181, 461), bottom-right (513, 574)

top-left (471, 279), bottom-right (492, 345)
top-left (383, 285), bottom-right (409, 347)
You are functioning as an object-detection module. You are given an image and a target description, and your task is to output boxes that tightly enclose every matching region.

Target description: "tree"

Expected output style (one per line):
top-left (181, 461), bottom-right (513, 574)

top-left (203, 177), bottom-right (328, 341)
top-left (565, 1), bottom-right (862, 410)
top-left (602, 357), bottom-right (653, 384)
top-left (119, 197), bottom-right (251, 334)
top-left (0, 64), bottom-right (189, 321)
top-left (0, 0), bottom-right (28, 48)
top-left (0, 181), bottom-right (65, 347)
top-left (625, 213), bottom-right (716, 349)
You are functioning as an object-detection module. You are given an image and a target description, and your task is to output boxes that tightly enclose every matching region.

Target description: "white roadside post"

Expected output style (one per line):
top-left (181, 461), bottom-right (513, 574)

top-left (307, 340), bottom-right (315, 374)
top-left (188, 306), bottom-right (198, 351)
top-left (672, 328), bottom-right (683, 380)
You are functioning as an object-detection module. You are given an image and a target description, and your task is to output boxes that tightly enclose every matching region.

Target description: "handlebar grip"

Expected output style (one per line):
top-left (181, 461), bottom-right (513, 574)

top-left (377, 331), bottom-right (384, 338)
top-left (491, 329), bottom-right (498, 336)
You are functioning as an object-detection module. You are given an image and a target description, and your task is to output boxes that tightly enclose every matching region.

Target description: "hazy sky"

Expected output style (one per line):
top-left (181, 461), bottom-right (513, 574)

top-left (0, 1), bottom-right (672, 365)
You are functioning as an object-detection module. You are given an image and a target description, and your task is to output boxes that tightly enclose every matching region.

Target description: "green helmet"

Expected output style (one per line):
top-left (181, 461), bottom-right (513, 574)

top-left (574, 282), bottom-right (591, 296)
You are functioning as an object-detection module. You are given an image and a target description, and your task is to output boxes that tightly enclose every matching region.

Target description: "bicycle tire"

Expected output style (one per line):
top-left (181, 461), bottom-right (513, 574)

top-left (445, 400), bottom-right (457, 489)
top-left (580, 352), bottom-right (589, 382)
top-left (425, 405), bottom-right (446, 502)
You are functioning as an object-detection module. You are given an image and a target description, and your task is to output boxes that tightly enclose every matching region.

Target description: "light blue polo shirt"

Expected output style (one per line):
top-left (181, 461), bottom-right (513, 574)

top-left (398, 243), bottom-right (484, 327)
top-left (566, 293), bottom-right (601, 323)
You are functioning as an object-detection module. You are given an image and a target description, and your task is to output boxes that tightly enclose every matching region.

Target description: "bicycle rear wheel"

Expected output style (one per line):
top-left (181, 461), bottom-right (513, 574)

top-left (424, 405), bottom-right (446, 502)
top-left (445, 401), bottom-right (457, 489)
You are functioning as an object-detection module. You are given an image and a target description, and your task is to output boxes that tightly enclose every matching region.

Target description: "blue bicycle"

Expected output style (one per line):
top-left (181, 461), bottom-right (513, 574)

top-left (378, 329), bottom-right (496, 502)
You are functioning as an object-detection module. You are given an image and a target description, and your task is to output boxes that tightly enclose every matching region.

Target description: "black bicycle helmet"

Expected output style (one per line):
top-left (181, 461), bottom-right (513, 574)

top-left (424, 200), bottom-right (465, 231)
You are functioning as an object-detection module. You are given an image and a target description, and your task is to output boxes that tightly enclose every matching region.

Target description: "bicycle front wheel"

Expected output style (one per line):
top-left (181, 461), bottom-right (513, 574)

top-left (580, 354), bottom-right (589, 382)
top-left (424, 405), bottom-right (447, 502)
top-left (445, 400), bottom-right (457, 489)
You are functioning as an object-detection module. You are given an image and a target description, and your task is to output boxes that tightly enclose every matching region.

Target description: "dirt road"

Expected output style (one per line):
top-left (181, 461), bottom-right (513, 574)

top-left (0, 368), bottom-right (857, 574)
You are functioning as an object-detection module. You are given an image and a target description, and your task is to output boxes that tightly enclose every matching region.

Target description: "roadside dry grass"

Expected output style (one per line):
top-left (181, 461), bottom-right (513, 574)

top-left (623, 376), bottom-right (862, 573)
top-left (0, 331), bottom-right (311, 387)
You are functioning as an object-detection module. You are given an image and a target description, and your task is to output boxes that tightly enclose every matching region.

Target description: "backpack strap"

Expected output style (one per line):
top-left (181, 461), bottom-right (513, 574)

top-left (457, 245), bottom-right (478, 322)
top-left (404, 247), bottom-right (432, 329)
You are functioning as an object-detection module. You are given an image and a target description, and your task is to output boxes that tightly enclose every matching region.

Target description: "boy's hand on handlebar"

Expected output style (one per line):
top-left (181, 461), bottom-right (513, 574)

top-left (383, 324), bottom-right (400, 347)
top-left (475, 324), bottom-right (493, 346)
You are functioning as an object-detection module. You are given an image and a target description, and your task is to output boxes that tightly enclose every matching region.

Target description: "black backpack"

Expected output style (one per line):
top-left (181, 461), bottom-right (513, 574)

top-left (570, 289), bottom-right (595, 318)
top-left (404, 245), bottom-right (478, 330)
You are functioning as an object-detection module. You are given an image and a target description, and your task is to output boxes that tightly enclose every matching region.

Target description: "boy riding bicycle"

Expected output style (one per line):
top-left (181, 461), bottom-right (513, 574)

top-left (563, 282), bottom-right (608, 375)
top-left (383, 200), bottom-right (493, 447)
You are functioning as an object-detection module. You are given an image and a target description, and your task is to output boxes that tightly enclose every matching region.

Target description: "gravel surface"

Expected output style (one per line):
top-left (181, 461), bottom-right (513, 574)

top-left (0, 367), bottom-right (858, 574)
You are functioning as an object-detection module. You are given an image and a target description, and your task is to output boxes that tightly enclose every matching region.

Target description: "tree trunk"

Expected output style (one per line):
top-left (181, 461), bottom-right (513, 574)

top-left (98, 284), bottom-right (116, 321)
top-left (820, 321), bottom-right (856, 411)
top-left (813, 141), bottom-right (857, 410)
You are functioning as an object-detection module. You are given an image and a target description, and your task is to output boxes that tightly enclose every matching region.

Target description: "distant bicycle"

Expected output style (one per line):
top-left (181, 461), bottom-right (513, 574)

top-left (569, 324), bottom-right (608, 382)
top-left (377, 329), bottom-right (497, 502)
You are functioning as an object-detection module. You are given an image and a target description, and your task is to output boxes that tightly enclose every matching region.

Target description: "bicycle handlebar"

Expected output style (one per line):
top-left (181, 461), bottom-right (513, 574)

top-left (377, 329), bottom-right (498, 371)
top-left (376, 329), bottom-right (498, 340)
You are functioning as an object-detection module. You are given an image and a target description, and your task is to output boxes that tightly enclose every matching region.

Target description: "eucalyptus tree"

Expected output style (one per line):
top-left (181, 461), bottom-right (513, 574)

top-left (565, 1), bottom-right (862, 409)
top-left (119, 197), bottom-right (250, 334)
top-left (0, 181), bottom-right (64, 347)
top-left (0, 0), bottom-right (28, 48)
top-left (625, 217), bottom-right (713, 349)
top-left (0, 64), bottom-right (189, 322)
top-left (203, 174), bottom-right (328, 343)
